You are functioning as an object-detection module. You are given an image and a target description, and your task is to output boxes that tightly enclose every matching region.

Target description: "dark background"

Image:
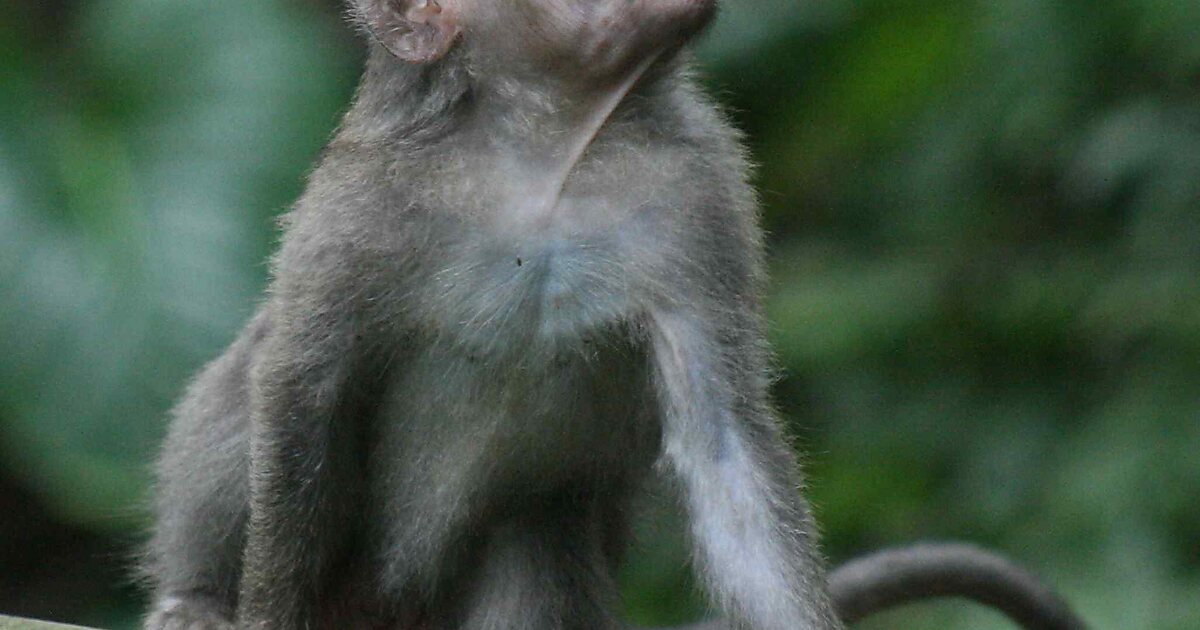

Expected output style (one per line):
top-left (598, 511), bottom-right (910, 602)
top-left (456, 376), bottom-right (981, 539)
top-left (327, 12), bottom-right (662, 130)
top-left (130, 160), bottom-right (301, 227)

top-left (2, 0), bottom-right (1198, 628)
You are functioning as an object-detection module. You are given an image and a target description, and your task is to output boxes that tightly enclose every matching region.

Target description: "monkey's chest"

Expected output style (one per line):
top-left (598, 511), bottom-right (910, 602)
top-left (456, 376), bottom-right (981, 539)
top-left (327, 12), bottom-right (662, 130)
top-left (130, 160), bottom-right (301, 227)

top-left (365, 203), bottom-right (668, 576)
top-left (385, 209), bottom-right (666, 479)
top-left (418, 216), bottom-right (662, 353)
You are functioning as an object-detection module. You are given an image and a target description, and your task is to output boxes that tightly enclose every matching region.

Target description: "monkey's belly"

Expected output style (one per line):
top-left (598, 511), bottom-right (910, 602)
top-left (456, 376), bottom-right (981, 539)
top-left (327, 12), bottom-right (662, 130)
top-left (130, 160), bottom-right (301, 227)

top-left (364, 337), bottom-right (660, 593)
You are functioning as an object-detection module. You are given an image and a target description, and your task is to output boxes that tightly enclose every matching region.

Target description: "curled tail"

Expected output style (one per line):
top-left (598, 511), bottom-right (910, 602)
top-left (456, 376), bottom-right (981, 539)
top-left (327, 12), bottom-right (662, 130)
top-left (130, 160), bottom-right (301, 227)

top-left (827, 542), bottom-right (1086, 629)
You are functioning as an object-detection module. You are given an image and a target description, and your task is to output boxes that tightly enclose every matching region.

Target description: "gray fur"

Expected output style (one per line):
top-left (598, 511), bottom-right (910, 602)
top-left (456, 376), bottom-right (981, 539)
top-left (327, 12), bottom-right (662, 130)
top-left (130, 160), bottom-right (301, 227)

top-left (142, 1), bottom-right (841, 629)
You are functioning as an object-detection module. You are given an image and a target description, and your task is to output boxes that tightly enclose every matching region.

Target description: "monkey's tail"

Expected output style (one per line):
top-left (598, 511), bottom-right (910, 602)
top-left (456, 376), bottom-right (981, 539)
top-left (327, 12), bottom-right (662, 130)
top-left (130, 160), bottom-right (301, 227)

top-left (826, 542), bottom-right (1088, 630)
top-left (654, 542), bottom-right (1087, 630)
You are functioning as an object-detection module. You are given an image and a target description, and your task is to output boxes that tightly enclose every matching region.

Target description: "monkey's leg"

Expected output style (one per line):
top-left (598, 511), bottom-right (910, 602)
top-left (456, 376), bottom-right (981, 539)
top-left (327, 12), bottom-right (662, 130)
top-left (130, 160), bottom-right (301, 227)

top-left (648, 309), bottom-right (843, 630)
top-left (143, 316), bottom-right (267, 630)
top-left (452, 502), bottom-right (624, 630)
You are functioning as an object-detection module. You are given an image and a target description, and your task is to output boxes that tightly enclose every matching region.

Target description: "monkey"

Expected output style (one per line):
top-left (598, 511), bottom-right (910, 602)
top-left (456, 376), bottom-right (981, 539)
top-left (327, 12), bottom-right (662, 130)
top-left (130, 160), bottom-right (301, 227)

top-left (144, 1), bottom-right (836, 628)
top-left (139, 1), bottom-right (1086, 630)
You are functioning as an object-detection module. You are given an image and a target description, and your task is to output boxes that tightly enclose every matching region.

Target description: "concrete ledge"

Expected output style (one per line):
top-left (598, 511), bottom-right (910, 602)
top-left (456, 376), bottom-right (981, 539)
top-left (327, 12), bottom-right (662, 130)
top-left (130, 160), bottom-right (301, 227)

top-left (0, 616), bottom-right (96, 630)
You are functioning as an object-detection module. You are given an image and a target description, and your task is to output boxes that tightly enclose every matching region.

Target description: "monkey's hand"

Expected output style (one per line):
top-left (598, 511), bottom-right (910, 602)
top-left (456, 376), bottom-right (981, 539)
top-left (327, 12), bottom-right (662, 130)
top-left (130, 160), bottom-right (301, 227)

top-left (145, 595), bottom-right (235, 630)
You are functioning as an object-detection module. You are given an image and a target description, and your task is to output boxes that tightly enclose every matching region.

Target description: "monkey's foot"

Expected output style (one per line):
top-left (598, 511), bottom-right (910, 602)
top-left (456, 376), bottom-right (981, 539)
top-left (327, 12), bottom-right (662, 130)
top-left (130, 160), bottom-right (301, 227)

top-left (145, 595), bottom-right (234, 630)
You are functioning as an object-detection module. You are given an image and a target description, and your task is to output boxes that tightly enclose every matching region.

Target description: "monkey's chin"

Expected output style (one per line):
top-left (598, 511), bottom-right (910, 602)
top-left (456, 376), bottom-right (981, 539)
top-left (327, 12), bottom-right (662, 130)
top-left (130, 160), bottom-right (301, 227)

top-left (669, 0), bottom-right (719, 39)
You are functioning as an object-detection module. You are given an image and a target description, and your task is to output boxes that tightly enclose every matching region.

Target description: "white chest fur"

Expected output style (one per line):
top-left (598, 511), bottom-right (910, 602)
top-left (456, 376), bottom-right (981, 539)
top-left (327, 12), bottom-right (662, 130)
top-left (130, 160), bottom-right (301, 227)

top-left (413, 188), bottom-right (669, 355)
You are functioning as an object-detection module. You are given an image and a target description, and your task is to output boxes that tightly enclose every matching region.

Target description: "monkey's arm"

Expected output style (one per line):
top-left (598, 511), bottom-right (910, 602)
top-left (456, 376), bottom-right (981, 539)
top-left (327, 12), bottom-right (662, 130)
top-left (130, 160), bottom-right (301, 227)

top-left (648, 308), bottom-right (843, 630)
top-left (237, 274), bottom-right (376, 630)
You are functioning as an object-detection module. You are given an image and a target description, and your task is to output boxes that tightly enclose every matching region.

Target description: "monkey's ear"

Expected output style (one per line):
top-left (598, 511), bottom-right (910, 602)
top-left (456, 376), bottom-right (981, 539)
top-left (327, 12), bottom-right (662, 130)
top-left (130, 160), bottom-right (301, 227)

top-left (352, 0), bottom-right (461, 64)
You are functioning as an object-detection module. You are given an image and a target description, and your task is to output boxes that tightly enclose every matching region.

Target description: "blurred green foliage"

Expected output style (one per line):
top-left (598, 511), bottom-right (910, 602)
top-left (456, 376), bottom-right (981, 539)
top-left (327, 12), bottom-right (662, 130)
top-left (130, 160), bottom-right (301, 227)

top-left (1, 1), bottom-right (1198, 629)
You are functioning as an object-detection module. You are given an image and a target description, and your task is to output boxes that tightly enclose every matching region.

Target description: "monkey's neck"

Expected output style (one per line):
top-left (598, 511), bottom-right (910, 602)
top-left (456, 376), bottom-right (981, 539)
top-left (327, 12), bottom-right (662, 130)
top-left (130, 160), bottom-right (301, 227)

top-left (540, 53), bottom-right (662, 215)
top-left (348, 46), bottom-right (674, 215)
top-left (467, 54), bottom-right (665, 217)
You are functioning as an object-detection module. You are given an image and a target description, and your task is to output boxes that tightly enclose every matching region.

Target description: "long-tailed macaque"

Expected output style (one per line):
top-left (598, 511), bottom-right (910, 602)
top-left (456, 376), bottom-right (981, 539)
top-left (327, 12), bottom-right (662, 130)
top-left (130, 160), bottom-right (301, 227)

top-left (141, 2), bottom-right (1087, 630)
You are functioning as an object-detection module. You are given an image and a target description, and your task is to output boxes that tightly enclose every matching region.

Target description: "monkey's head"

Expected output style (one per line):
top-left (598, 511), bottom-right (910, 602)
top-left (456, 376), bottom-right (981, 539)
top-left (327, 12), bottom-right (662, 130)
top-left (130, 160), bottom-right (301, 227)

top-left (350, 0), bottom-right (717, 83)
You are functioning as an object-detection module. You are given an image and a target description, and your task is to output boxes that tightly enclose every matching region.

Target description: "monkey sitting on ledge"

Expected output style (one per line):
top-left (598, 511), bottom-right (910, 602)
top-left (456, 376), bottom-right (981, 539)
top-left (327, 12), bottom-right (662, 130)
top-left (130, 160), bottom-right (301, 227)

top-left (140, 1), bottom-right (1087, 629)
